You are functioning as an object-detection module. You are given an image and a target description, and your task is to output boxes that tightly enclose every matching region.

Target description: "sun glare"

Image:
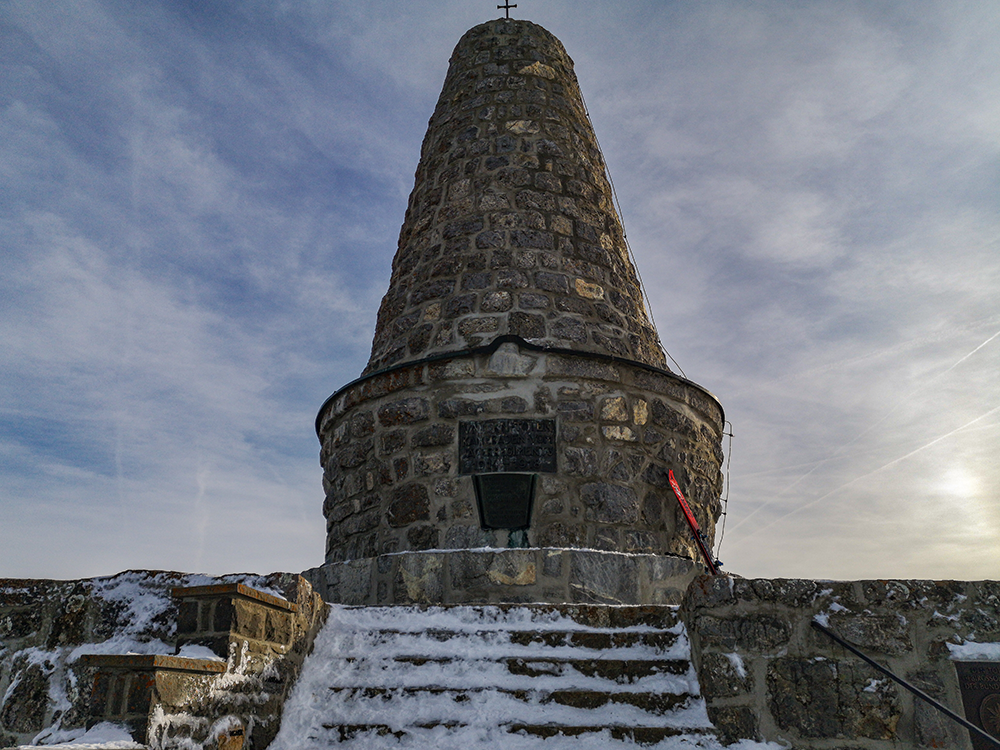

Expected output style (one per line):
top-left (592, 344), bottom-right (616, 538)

top-left (937, 465), bottom-right (981, 499)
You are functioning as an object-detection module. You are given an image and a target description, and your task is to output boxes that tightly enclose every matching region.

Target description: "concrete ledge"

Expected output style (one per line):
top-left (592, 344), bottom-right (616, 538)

top-left (172, 583), bottom-right (296, 612)
top-left (303, 548), bottom-right (704, 605)
top-left (77, 654), bottom-right (227, 673)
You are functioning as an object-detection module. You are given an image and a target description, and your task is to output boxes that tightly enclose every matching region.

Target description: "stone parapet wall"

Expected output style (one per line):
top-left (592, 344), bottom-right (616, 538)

top-left (0, 571), bottom-right (327, 749)
top-left (154, 580), bottom-right (327, 749)
top-left (304, 548), bottom-right (704, 606)
top-left (0, 571), bottom-right (191, 747)
top-left (318, 340), bottom-right (724, 564)
top-left (682, 575), bottom-right (1000, 749)
top-left (78, 654), bottom-right (226, 742)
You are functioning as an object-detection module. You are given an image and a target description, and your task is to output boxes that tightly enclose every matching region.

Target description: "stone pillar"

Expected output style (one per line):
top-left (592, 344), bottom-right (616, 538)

top-left (314, 19), bottom-right (725, 604)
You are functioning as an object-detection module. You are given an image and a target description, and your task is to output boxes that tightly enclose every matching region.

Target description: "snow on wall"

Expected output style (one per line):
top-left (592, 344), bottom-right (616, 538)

top-left (0, 570), bottom-right (288, 748)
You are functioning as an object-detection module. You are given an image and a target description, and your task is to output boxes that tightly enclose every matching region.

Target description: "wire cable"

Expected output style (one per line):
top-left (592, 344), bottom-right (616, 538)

top-left (715, 420), bottom-right (734, 559)
top-left (577, 87), bottom-right (687, 378)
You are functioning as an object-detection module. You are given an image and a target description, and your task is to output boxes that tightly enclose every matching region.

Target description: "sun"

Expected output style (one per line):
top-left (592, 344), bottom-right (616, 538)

top-left (937, 465), bottom-right (981, 499)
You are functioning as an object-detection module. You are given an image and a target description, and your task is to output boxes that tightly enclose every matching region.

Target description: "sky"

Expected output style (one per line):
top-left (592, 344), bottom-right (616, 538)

top-left (2, 0), bottom-right (998, 582)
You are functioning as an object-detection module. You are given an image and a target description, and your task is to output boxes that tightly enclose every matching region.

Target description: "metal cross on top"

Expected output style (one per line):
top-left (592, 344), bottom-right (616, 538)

top-left (497, 1), bottom-right (517, 19)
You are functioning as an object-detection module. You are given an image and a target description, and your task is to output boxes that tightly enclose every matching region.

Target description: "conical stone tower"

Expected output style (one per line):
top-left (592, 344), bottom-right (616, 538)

top-left (309, 19), bottom-right (725, 606)
top-left (365, 22), bottom-right (666, 374)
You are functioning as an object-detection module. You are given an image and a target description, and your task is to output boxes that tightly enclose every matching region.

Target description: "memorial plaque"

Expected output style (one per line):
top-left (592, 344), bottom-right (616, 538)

top-left (473, 474), bottom-right (535, 530)
top-left (458, 419), bottom-right (557, 474)
top-left (955, 661), bottom-right (1000, 750)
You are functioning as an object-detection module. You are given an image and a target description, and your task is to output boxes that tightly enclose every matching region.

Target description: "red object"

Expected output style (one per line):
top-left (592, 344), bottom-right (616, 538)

top-left (668, 470), bottom-right (720, 575)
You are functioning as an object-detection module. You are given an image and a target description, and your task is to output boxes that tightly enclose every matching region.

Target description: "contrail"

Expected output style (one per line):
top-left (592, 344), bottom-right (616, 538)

top-left (729, 327), bottom-right (1000, 534)
top-left (730, 402), bottom-right (1000, 546)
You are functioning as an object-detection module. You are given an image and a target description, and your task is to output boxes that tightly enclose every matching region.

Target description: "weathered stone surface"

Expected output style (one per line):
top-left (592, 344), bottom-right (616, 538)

top-left (411, 424), bottom-right (455, 447)
top-left (706, 705), bottom-right (759, 745)
top-left (830, 613), bottom-right (913, 655)
top-left (362, 20), bottom-right (670, 373)
top-left (600, 396), bottom-right (629, 421)
top-left (393, 554), bottom-right (444, 604)
top-left (768, 657), bottom-right (901, 739)
top-left (699, 652), bottom-right (752, 697)
top-left (0, 663), bottom-right (49, 733)
top-left (486, 342), bottom-right (536, 375)
top-left (387, 484), bottom-right (430, 527)
top-left (695, 614), bottom-right (790, 652)
top-left (377, 398), bottom-right (430, 426)
top-left (580, 483), bottom-right (640, 524)
top-left (0, 609), bottom-right (41, 640)
top-left (569, 552), bottom-right (638, 604)
top-left (451, 550), bottom-right (537, 591)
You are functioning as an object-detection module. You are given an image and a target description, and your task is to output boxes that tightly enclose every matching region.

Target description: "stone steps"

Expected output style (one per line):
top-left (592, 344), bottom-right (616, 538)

top-left (326, 685), bottom-right (693, 713)
top-left (326, 721), bottom-right (712, 743)
top-left (342, 654), bottom-right (690, 680)
top-left (369, 627), bottom-right (682, 650)
top-left (271, 603), bottom-right (721, 748)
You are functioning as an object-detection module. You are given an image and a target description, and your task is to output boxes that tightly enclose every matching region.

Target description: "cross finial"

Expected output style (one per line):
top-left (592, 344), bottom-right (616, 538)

top-left (497, 1), bottom-right (517, 19)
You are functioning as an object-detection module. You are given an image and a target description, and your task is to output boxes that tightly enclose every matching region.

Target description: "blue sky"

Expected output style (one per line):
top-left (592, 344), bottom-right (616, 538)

top-left (2, 0), bottom-right (998, 581)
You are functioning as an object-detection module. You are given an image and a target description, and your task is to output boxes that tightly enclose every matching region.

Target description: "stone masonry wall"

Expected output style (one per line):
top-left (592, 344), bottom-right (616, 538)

top-left (305, 548), bottom-right (702, 607)
top-left (0, 571), bottom-right (192, 748)
top-left (682, 575), bottom-right (1000, 749)
top-left (319, 340), bottom-right (724, 564)
top-left (365, 18), bottom-right (666, 374)
top-left (0, 571), bottom-right (326, 749)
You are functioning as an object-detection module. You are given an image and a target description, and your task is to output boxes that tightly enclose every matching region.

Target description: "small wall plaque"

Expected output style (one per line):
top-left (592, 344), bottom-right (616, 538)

top-left (955, 661), bottom-right (1000, 750)
top-left (458, 419), bottom-right (557, 474)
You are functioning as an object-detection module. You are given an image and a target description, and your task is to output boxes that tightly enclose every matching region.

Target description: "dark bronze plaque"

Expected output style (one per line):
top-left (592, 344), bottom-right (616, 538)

top-left (473, 474), bottom-right (535, 530)
top-left (955, 661), bottom-right (1000, 750)
top-left (458, 419), bottom-right (556, 474)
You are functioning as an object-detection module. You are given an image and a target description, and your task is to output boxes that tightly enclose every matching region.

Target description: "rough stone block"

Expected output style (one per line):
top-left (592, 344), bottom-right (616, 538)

top-left (0, 663), bottom-right (49, 733)
top-left (536, 522), bottom-right (585, 548)
top-left (377, 398), bottom-right (430, 426)
top-left (0, 609), bottom-right (41, 640)
top-left (685, 574), bottom-right (735, 608)
top-left (407, 525), bottom-right (440, 550)
top-left (508, 311), bottom-right (545, 339)
top-left (387, 484), bottom-right (431, 527)
top-left (176, 601), bottom-right (198, 635)
top-left (695, 613), bottom-right (790, 652)
top-left (213, 600), bottom-right (233, 633)
top-left (394, 554), bottom-right (444, 604)
top-left (234, 599), bottom-right (264, 640)
top-left (700, 652), bottom-right (753, 697)
top-left (600, 396), bottom-right (628, 421)
top-left (563, 447), bottom-right (597, 476)
top-left (264, 610), bottom-right (292, 645)
top-left (412, 424), bottom-right (455, 447)
top-left (580, 483), bottom-right (640, 524)
top-left (706, 705), bottom-right (759, 745)
top-left (830, 613), bottom-right (913, 655)
top-left (569, 552), bottom-right (638, 604)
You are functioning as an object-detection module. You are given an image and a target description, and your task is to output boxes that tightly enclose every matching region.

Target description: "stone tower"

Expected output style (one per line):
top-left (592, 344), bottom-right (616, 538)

top-left (310, 19), bottom-right (725, 605)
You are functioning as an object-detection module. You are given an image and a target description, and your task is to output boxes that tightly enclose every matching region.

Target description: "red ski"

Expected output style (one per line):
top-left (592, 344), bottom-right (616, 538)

top-left (668, 469), bottom-right (721, 575)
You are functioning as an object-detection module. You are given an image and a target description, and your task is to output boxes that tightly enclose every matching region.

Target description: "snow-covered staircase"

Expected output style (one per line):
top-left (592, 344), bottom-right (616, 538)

top-left (271, 604), bottom-right (726, 749)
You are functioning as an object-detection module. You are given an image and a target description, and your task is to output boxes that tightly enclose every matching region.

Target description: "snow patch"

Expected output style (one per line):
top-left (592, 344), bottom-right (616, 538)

top-left (724, 652), bottom-right (747, 679)
top-left (22, 721), bottom-right (143, 748)
top-left (947, 641), bottom-right (1000, 660)
top-left (176, 644), bottom-right (226, 662)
